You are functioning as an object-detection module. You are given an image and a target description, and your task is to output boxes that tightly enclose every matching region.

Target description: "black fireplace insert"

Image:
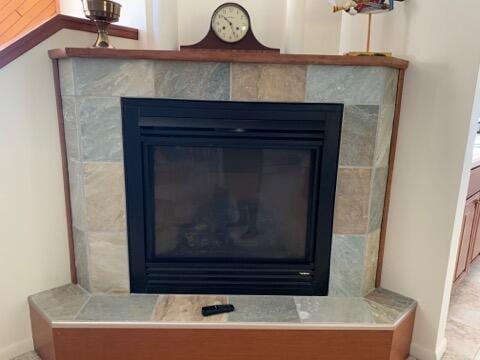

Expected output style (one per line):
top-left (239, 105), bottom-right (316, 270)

top-left (122, 98), bottom-right (343, 295)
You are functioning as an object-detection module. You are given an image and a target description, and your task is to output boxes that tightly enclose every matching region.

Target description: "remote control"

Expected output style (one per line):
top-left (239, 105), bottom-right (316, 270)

top-left (201, 304), bottom-right (235, 317)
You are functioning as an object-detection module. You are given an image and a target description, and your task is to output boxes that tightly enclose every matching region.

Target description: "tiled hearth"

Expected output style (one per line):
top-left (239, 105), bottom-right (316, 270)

top-left (58, 57), bottom-right (398, 297)
top-left (30, 284), bottom-right (415, 328)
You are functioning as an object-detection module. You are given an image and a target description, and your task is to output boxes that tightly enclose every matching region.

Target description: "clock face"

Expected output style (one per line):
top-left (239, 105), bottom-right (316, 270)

top-left (211, 3), bottom-right (250, 43)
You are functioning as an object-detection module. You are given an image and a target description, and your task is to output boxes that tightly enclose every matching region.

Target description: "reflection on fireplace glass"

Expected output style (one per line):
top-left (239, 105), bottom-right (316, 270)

top-left (153, 146), bottom-right (311, 260)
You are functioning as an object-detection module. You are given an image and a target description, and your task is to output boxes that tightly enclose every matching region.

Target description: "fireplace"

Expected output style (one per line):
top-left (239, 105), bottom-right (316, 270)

top-left (122, 98), bottom-right (343, 295)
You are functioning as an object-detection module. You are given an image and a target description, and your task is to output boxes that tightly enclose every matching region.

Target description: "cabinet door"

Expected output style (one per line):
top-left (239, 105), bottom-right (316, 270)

top-left (470, 201), bottom-right (480, 262)
top-left (455, 197), bottom-right (477, 281)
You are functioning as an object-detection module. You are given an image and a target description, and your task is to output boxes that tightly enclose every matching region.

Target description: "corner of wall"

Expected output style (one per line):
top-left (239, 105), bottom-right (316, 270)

top-left (410, 336), bottom-right (447, 360)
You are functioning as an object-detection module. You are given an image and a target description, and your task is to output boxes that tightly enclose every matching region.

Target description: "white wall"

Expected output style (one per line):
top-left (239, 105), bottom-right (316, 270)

top-left (0, 30), bottom-right (139, 360)
top-left (177, 0), bottom-right (340, 53)
top-left (340, 2), bottom-right (480, 359)
top-left (60, 0), bottom-right (341, 53)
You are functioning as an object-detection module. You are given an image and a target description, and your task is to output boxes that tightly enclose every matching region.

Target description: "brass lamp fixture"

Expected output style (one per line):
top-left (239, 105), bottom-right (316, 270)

top-left (82, 0), bottom-right (121, 48)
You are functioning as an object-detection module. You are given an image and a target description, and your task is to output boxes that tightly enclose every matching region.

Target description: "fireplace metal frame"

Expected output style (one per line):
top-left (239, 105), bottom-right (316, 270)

top-left (122, 98), bottom-right (343, 295)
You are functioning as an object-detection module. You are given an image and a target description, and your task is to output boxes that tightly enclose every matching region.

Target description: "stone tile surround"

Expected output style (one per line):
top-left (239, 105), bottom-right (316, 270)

top-left (58, 58), bottom-right (398, 297)
top-left (29, 284), bottom-right (415, 327)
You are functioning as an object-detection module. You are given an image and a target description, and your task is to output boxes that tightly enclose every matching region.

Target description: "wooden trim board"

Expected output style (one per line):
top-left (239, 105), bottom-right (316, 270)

top-left (52, 58), bottom-right (77, 284)
top-left (30, 303), bottom-right (416, 360)
top-left (376, 68), bottom-right (406, 287)
top-left (0, 14), bottom-right (138, 70)
top-left (48, 47), bottom-right (409, 69)
top-left (30, 303), bottom-right (55, 360)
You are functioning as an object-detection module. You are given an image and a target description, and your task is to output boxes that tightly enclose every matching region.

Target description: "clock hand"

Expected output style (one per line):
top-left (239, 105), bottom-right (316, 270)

top-left (220, 14), bottom-right (237, 37)
top-left (220, 14), bottom-right (233, 26)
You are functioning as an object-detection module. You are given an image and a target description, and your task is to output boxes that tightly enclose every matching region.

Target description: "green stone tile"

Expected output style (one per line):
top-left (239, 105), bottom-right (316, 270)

top-left (76, 294), bottom-right (158, 321)
top-left (74, 59), bottom-right (154, 97)
top-left (329, 235), bottom-right (366, 296)
top-left (228, 295), bottom-right (299, 322)
top-left (339, 105), bottom-right (379, 166)
top-left (30, 284), bottom-right (89, 321)
top-left (154, 61), bottom-right (230, 100)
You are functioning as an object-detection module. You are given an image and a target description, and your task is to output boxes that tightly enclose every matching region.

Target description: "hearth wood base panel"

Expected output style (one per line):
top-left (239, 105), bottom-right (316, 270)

top-left (30, 303), bottom-right (415, 360)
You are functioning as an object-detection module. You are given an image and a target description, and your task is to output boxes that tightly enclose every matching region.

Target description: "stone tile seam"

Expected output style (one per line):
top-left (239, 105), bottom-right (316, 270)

top-left (72, 96), bottom-right (85, 165)
top-left (80, 159), bottom-right (124, 165)
top-left (149, 294), bottom-right (163, 321)
top-left (72, 95), bottom-right (122, 100)
top-left (332, 233), bottom-right (368, 238)
top-left (82, 230), bottom-right (127, 235)
top-left (71, 58), bottom-right (79, 98)
top-left (82, 161), bottom-right (123, 166)
top-left (338, 165), bottom-right (373, 170)
top-left (371, 103), bottom-right (383, 170)
top-left (365, 166), bottom-right (377, 262)
top-left (228, 62), bottom-right (233, 101)
top-left (72, 293), bottom-right (92, 321)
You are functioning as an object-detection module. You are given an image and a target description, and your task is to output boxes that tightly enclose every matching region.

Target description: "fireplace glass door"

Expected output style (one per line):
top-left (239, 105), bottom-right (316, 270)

top-left (152, 146), bottom-right (311, 262)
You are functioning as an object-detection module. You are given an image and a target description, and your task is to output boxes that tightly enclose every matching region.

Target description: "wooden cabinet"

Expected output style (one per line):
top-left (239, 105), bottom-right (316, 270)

top-left (454, 165), bottom-right (480, 284)
top-left (470, 210), bottom-right (480, 262)
top-left (455, 195), bottom-right (478, 281)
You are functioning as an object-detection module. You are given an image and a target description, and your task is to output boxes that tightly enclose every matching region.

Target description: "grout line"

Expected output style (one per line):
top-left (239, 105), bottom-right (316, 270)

top-left (149, 294), bottom-right (162, 321)
top-left (72, 293), bottom-right (92, 320)
top-left (338, 165), bottom-right (373, 170)
top-left (229, 62), bottom-right (232, 100)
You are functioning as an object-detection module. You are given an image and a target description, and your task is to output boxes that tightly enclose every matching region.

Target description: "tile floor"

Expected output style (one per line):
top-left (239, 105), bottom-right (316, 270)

top-left (11, 351), bottom-right (40, 360)
top-left (444, 259), bottom-right (480, 359)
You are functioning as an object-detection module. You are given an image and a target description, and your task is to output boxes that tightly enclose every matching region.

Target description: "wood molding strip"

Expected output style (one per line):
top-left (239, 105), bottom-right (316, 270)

top-left (0, 14), bottom-right (138, 70)
top-left (52, 58), bottom-right (77, 284)
top-left (376, 69), bottom-right (406, 287)
top-left (48, 47), bottom-right (409, 69)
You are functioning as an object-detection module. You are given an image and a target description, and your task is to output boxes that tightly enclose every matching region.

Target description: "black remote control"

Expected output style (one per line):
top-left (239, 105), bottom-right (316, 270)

top-left (201, 304), bottom-right (235, 317)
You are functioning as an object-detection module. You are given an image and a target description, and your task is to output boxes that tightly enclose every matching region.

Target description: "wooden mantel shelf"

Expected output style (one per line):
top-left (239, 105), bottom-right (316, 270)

top-left (49, 47), bottom-right (409, 69)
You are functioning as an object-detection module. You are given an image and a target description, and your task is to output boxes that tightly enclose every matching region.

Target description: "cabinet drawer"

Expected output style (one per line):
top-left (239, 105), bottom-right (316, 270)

top-left (467, 166), bottom-right (480, 198)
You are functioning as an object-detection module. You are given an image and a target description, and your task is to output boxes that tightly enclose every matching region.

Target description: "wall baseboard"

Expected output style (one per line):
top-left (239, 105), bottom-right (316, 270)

top-left (0, 337), bottom-right (33, 360)
top-left (410, 337), bottom-right (447, 360)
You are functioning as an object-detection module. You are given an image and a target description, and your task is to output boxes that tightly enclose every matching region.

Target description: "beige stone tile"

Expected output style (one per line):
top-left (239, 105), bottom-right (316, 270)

top-left (449, 272), bottom-right (480, 331)
top-left (362, 229), bottom-right (380, 295)
top-left (231, 63), bottom-right (306, 102)
top-left (83, 162), bottom-right (126, 232)
top-left (88, 232), bottom-right (129, 293)
top-left (152, 295), bottom-right (229, 322)
top-left (333, 168), bottom-right (371, 234)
